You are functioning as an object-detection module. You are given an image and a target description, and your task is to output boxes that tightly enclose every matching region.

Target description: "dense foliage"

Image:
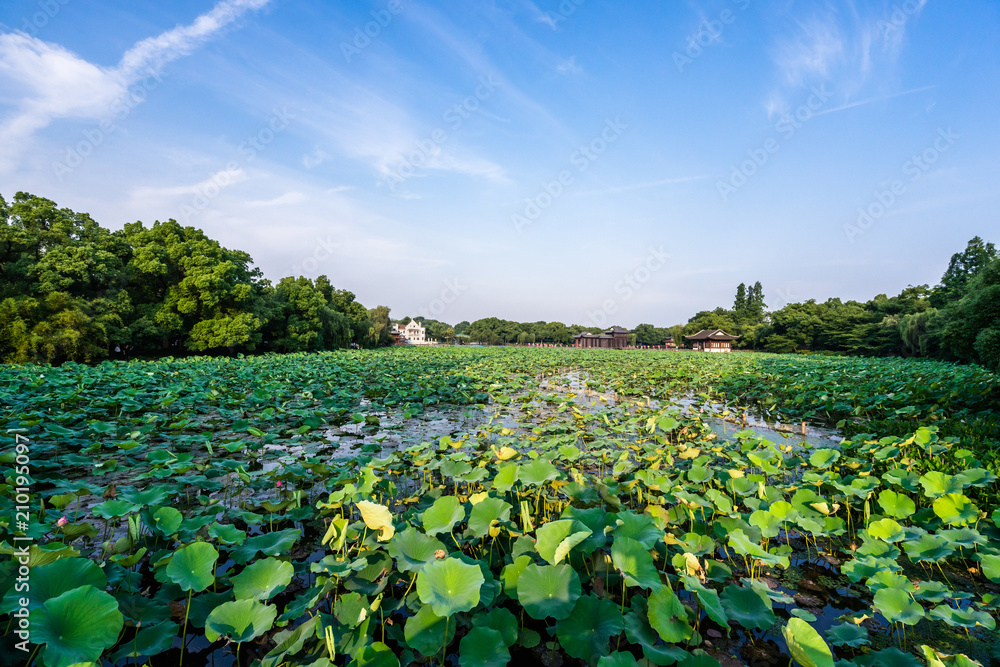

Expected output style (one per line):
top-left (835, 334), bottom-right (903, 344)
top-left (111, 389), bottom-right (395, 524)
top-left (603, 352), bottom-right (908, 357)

top-left (2, 347), bottom-right (999, 666)
top-left (0, 192), bottom-right (393, 363)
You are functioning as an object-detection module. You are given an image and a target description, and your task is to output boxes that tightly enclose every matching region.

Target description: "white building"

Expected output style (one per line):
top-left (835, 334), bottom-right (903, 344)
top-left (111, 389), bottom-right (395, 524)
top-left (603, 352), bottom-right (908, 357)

top-left (393, 319), bottom-right (427, 344)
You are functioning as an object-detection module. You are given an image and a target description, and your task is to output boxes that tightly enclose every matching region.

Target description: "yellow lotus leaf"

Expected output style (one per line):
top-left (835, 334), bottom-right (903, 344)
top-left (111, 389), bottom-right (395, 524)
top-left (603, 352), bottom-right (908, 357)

top-left (356, 501), bottom-right (395, 541)
top-left (495, 446), bottom-right (518, 461)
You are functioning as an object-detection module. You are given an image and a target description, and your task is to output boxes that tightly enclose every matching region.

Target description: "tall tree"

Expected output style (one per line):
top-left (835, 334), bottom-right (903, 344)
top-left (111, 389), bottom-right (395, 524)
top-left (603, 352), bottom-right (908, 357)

top-left (733, 283), bottom-right (748, 315)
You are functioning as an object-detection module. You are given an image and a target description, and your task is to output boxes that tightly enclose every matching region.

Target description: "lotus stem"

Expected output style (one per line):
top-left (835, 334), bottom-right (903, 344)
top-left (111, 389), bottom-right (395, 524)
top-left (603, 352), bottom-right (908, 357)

top-left (179, 588), bottom-right (192, 667)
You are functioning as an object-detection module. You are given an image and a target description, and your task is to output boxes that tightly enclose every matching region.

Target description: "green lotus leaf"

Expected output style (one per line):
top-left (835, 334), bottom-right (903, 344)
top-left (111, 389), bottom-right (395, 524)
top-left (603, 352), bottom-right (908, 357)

top-left (727, 529), bottom-right (789, 568)
top-left (678, 650), bottom-right (721, 667)
top-left (597, 653), bottom-right (643, 667)
top-left (30, 585), bottom-right (124, 667)
top-left (808, 448), bottom-right (840, 469)
top-left (231, 557), bottom-right (294, 601)
top-left (938, 528), bottom-right (986, 549)
top-left (387, 526), bottom-right (447, 573)
top-left (873, 588), bottom-right (924, 625)
top-left (681, 575), bottom-right (728, 627)
top-left (865, 570), bottom-right (911, 595)
top-left (472, 607), bottom-right (518, 648)
top-left (492, 464), bottom-right (519, 493)
top-left (912, 580), bottom-right (951, 603)
top-left (230, 528), bottom-right (301, 564)
top-left (416, 557), bottom-right (484, 616)
top-left (421, 496), bottom-right (466, 536)
top-left (404, 604), bottom-right (454, 657)
top-left (825, 622), bottom-right (869, 648)
top-left (932, 494), bottom-right (979, 526)
top-left (204, 599), bottom-right (277, 643)
top-left (919, 471), bottom-right (962, 498)
top-left (119, 486), bottom-right (172, 507)
top-left (955, 467), bottom-right (996, 488)
top-left (687, 465), bottom-right (713, 483)
top-left (612, 511), bottom-right (661, 550)
top-left (981, 554), bottom-right (1000, 582)
top-left (112, 620), bottom-right (179, 661)
top-left (519, 459), bottom-right (559, 486)
top-left (165, 542), bottom-right (218, 593)
top-left (536, 519), bottom-right (592, 565)
top-left (610, 536), bottom-right (661, 590)
top-left (646, 585), bottom-right (692, 643)
top-left (459, 626), bottom-right (509, 667)
top-left (208, 522), bottom-right (247, 545)
top-left (454, 552), bottom-right (501, 608)
top-left (2, 556), bottom-right (105, 613)
top-left (782, 618), bottom-right (834, 667)
top-left (854, 648), bottom-right (923, 667)
top-left (721, 585), bottom-right (775, 632)
top-left (866, 518), bottom-right (905, 542)
top-left (336, 592), bottom-right (370, 628)
top-left (499, 554), bottom-right (533, 600)
top-left (749, 509), bottom-right (783, 539)
top-left (929, 605), bottom-right (996, 630)
top-left (517, 563), bottom-right (581, 620)
top-left (876, 490), bottom-right (915, 519)
top-left (467, 497), bottom-right (513, 538)
top-left (623, 596), bottom-right (690, 665)
top-left (116, 594), bottom-right (171, 625)
top-left (92, 499), bottom-right (140, 519)
top-left (153, 506), bottom-right (182, 536)
top-left (903, 533), bottom-right (955, 563)
top-left (555, 594), bottom-right (625, 662)
top-left (347, 641), bottom-right (400, 667)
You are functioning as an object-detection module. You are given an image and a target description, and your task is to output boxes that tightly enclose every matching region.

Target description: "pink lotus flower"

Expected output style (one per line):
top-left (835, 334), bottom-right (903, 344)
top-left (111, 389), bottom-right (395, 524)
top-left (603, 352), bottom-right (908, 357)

top-left (56, 516), bottom-right (68, 527)
top-left (276, 481), bottom-right (282, 487)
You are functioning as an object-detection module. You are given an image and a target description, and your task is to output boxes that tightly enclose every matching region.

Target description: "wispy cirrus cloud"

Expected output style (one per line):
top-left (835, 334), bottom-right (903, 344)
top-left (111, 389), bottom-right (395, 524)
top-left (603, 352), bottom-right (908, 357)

top-left (764, 2), bottom-right (931, 118)
top-left (0, 0), bottom-right (272, 170)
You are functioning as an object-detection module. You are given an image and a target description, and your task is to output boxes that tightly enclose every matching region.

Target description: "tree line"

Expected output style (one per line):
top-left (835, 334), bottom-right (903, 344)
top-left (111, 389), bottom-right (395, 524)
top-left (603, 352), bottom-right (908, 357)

top-left (675, 237), bottom-right (999, 370)
top-left (414, 238), bottom-right (1000, 372)
top-left (3, 192), bottom-right (997, 371)
top-left (0, 192), bottom-right (394, 363)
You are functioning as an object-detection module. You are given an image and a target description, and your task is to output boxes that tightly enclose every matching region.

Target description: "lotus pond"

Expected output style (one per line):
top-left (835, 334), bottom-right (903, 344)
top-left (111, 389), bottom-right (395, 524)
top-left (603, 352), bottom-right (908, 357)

top-left (2, 347), bottom-right (1000, 667)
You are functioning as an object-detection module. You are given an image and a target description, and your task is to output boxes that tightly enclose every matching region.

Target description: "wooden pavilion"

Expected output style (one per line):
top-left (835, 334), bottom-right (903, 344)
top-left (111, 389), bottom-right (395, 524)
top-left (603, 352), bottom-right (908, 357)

top-left (684, 329), bottom-right (740, 352)
top-left (573, 326), bottom-right (629, 349)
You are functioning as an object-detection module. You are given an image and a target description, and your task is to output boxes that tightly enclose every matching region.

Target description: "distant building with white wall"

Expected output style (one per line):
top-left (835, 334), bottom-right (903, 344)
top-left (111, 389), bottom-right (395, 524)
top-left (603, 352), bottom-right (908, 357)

top-left (392, 319), bottom-right (427, 344)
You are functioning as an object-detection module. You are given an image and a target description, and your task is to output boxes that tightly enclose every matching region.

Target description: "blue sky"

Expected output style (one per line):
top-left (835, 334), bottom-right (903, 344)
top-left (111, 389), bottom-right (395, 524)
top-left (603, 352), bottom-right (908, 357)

top-left (1, 0), bottom-right (998, 328)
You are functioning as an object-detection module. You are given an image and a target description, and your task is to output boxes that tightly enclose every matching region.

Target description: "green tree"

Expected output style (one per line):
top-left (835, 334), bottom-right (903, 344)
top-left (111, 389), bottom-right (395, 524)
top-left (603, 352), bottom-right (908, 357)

top-left (733, 283), bottom-right (748, 315)
top-left (932, 236), bottom-right (997, 307)
top-left (122, 220), bottom-right (267, 353)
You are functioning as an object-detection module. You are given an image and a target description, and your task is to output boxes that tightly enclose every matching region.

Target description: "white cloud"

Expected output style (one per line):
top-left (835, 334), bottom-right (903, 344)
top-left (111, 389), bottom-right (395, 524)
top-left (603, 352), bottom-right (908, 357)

top-left (0, 0), bottom-right (272, 170)
top-left (771, 17), bottom-right (844, 87)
